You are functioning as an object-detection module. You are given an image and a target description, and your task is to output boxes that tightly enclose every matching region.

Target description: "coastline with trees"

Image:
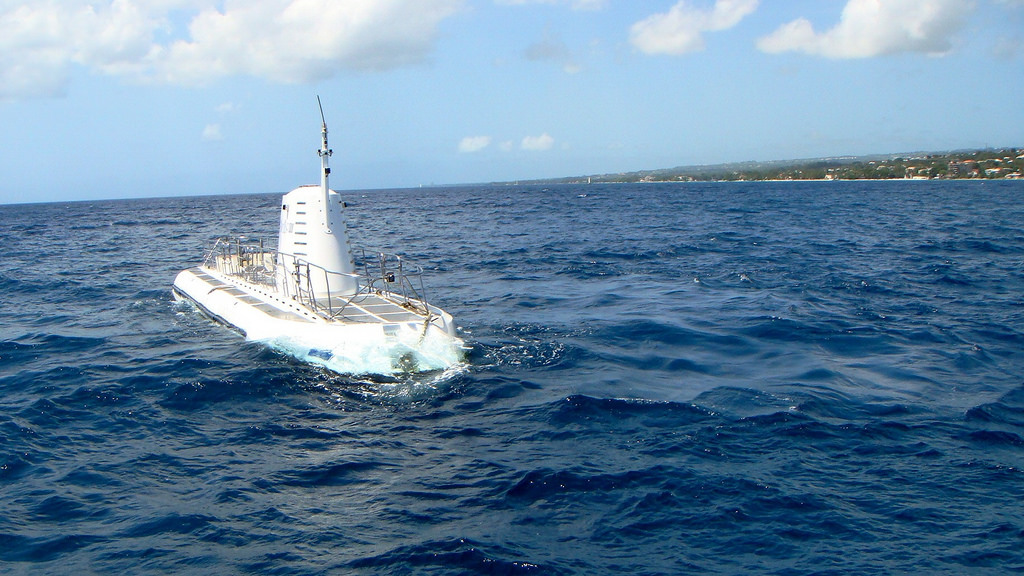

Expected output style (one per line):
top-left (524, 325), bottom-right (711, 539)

top-left (519, 148), bottom-right (1024, 185)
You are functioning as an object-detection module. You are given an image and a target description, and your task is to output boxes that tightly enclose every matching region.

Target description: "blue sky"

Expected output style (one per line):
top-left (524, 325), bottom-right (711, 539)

top-left (1, 0), bottom-right (1022, 204)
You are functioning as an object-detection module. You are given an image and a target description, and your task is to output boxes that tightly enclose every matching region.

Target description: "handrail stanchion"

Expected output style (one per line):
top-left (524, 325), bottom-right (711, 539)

top-left (198, 236), bottom-right (436, 322)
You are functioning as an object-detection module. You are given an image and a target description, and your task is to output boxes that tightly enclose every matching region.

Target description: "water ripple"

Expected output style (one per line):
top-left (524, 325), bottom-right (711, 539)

top-left (2, 182), bottom-right (1024, 574)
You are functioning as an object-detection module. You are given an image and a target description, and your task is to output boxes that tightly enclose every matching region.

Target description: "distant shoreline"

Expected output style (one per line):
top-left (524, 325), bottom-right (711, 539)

top-left (489, 178), bottom-right (1021, 187)
top-left (503, 147), bottom-right (1023, 186)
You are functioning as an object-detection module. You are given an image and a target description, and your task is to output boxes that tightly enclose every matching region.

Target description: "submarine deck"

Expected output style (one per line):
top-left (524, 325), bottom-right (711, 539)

top-left (187, 267), bottom-right (429, 326)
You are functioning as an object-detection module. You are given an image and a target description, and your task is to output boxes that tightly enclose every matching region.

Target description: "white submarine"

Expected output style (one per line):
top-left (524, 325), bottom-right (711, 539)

top-left (173, 100), bottom-right (463, 375)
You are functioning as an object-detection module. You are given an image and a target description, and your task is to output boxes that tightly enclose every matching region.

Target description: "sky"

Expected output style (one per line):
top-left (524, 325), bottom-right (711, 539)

top-left (1, 0), bottom-right (1022, 204)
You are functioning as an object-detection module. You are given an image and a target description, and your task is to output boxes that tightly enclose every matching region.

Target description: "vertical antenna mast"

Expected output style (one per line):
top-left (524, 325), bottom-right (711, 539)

top-left (317, 95), bottom-right (332, 231)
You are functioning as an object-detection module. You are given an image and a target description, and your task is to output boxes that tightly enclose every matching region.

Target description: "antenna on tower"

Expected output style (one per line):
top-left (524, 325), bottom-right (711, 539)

top-left (316, 95), bottom-right (333, 231)
top-left (317, 95), bottom-right (327, 132)
top-left (316, 95), bottom-right (331, 157)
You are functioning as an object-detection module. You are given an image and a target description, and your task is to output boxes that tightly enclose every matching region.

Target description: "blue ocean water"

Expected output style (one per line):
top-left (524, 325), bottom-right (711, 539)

top-left (1, 181), bottom-right (1023, 574)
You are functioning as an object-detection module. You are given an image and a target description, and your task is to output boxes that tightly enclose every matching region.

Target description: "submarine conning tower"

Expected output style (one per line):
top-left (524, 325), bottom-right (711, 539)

top-left (276, 101), bottom-right (357, 298)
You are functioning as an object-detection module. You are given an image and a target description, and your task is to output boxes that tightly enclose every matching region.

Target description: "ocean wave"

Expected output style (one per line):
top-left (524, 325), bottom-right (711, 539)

top-left (545, 394), bottom-right (715, 428)
top-left (347, 538), bottom-right (551, 574)
top-left (0, 532), bottom-right (107, 563)
top-left (4, 183), bottom-right (1024, 574)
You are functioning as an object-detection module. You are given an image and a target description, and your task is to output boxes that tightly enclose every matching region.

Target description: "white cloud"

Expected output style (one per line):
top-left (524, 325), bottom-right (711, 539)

top-left (496, 0), bottom-right (607, 10)
top-left (0, 0), bottom-right (464, 99)
top-left (459, 135), bottom-right (491, 153)
top-left (525, 35), bottom-right (570, 62)
top-left (757, 0), bottom-right (973, 58)
top-left (524, 31), bottom-right (581, 74)
top-left (152, 0), bottom-right (464, 84)
top-left (202, 123), bottom-right (222, 140)
top-left (0, 0), bottom-right (162, 99)
top-left (521, 133), bottom-right (554, 151)
top-left (630, 0), bottom-right (759, 56)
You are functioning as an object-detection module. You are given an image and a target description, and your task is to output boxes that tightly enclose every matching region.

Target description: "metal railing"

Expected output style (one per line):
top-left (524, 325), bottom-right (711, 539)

top-left (200, 236), bottom-right (432, 321)
top-left (202, 237), bottom-right (278, 286)
top-left (356, 249), bottom-right (430, 316)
